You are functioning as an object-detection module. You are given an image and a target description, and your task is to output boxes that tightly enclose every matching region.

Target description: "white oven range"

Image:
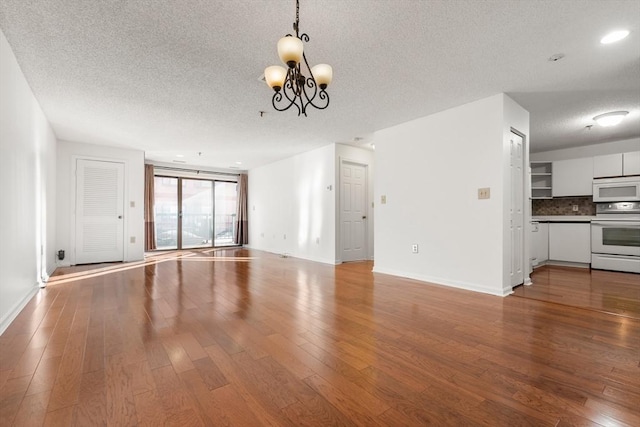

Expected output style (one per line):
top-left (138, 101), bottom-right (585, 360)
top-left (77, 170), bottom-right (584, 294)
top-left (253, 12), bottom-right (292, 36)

top-left (591, 202), bottom-right (640, 273)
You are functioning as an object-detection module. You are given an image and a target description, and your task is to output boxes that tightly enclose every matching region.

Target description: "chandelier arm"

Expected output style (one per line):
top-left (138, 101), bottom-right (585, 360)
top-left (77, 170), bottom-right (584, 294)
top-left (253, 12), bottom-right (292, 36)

top-left (282, 79), bottom-right (303, 115)
top-left (272, 91), bottom-right (301, 115)
top-left (301, 51), bottom-right (318, 99)
top-left (271, 78), bottom-right (300, 115)
top-left (298, 93), bottom-right (307, 117)
top-left (304, 87), bottom-right (330, 110)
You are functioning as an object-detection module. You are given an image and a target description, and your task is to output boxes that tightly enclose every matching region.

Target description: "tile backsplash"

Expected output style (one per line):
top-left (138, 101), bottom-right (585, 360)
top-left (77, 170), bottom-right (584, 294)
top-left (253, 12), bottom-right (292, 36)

top-left (532, 197), bottom-right (595, 216)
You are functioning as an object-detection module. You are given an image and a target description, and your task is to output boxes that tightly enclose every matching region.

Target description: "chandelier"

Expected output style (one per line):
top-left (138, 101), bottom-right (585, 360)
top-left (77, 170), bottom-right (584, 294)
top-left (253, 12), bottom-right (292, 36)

top-left (264, 0), bottom-right (332, 116)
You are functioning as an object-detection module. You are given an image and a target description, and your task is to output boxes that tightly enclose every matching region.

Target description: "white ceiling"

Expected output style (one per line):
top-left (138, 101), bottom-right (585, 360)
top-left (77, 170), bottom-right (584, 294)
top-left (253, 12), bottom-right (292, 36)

top-left (1, 0), bottom-right (639, 170)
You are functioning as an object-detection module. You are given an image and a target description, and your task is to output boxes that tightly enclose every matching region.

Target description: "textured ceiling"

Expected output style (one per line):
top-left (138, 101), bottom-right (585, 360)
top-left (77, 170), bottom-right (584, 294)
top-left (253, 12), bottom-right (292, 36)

top-left (1, 0), bottom-right (639, 169)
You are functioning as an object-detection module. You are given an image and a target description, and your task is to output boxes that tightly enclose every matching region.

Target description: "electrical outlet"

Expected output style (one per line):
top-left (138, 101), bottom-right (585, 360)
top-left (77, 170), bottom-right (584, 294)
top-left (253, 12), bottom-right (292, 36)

top-left (283, 234), bottom-right (286, 240)
top-left (316, 237), bottom-right (320, 244)
top-left (478, 187), bottom-right (490, 199)
top-left (412, 244), bottom-right (419, 253)
top-left (572, 205), bottom-right (579, 212)
top-left (381, 195), bottom-right (387, 204)
top-left (130, 236), bottom-right (136, 244)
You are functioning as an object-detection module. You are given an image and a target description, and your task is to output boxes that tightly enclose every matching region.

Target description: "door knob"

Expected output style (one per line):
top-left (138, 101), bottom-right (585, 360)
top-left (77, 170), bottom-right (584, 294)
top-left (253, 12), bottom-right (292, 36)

top-left (362, 216), bottom-right (367, 219)
top-left (118, 215), bottom-right (123, 219)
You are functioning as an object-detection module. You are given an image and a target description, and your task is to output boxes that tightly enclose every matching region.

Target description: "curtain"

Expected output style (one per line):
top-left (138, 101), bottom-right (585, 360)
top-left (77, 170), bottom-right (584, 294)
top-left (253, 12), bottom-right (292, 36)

top-left (234, 174), bottom-right (248, 245)
top-left (144, 164), bottom-right (156, 251)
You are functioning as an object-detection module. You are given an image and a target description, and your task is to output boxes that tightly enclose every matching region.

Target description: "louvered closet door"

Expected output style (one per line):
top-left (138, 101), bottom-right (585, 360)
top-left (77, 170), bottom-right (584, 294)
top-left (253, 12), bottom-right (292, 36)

top-left (75, 159), bottom-right (125, 264)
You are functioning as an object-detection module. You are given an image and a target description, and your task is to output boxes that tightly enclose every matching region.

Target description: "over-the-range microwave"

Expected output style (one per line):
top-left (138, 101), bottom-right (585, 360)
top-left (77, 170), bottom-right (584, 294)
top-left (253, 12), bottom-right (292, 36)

top-left (593, 176), bottom-right (640, 202)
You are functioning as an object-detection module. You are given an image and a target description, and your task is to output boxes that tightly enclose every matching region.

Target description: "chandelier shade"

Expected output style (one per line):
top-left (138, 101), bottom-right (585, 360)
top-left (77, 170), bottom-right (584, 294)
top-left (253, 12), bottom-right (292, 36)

top-left (264, 65), bottom-right (287, 91)
top-left (277, 37), bottom-right (304, 67)
top-left (264, 0), bottom-right (332, 116)
top-left (311, 64), bottom-right (332, 89)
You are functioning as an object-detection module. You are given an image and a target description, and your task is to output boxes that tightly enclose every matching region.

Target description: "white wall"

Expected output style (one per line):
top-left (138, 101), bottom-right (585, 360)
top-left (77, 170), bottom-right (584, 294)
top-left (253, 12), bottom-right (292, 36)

top-left (531, 137), bottom-right (640, 161)
top-left (373, 93), bottom-right (529, 296)
top-left (248, 144), bottom-right (337, 264)
top-left (335, 144), bottom-right (375, 261)
top-left (56, 140), bottom-right (145, 265)
top-left (0, 30), bottom-right (57, 333)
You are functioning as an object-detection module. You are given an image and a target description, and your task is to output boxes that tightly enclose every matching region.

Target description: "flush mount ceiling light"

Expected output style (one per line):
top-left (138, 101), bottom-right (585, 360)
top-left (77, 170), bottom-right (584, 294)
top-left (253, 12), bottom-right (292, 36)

top-left (264, 0), bottom-right (332, 116)
top-left (601, 30), bottom-right (629, 44)
top-left (593, 111), bottom-right (629, 127)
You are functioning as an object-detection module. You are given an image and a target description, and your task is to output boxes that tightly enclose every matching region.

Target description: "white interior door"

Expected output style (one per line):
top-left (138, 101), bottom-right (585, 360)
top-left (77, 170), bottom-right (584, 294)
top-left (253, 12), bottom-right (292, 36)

top-left (341, 161), bottom-right (367, 262)
top-left (75, 159), bottom-right (125, 264)
top-left (510, 132), bottom-right (524, 286)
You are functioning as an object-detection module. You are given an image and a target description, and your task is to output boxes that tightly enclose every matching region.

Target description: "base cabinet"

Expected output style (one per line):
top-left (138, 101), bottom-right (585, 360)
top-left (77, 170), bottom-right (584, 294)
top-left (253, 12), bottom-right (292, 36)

top-left (531, 222), bottom-right (549, 267)
top-left (549, 223), bottom-right (591, 264)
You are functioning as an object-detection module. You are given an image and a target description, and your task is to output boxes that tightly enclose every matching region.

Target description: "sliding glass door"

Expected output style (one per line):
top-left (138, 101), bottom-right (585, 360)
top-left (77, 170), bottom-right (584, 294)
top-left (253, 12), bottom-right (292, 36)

top-left (153, 176), bottom-right (237, 250)
top-left (181, 179), bottom-right (213, 248)
top-left (154, 177), bottom-right (179, 250)
top-left (215, 181), bottom-right (237, 246)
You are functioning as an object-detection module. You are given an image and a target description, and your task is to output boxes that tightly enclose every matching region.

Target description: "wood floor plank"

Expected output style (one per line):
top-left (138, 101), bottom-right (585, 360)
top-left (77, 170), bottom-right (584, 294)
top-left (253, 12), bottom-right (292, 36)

top-left (105, 353), bottom-right (137, 426)
top-left (45, 331), bottom-right (86, 412)
top-left (191, 356), bottom-right (228, 391)
top-left (42, 405), bottom-right (74, 427)
top-left (0, 375), bottom-right (31, 426)
top-left (2, 250), bottom-right (638, 426)
top-left (12, 390), bottom-right (51, 427)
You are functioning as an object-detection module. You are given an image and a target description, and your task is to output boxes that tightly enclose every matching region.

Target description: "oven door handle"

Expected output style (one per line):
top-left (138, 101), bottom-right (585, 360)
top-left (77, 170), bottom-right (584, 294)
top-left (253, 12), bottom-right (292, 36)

top-left (592, 221), bottom-right (640, 227)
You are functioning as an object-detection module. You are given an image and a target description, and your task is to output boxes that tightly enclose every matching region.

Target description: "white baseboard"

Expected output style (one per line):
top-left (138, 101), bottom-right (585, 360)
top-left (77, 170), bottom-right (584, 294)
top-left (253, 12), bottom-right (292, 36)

top-left (247, 246), bottom-right (339, 265)
top-left (372, 266), bottom-right (510, 297)
top-left (545, 261), bottom-right (590, 269)
top-left (0, 285), bottom-right (39, 335)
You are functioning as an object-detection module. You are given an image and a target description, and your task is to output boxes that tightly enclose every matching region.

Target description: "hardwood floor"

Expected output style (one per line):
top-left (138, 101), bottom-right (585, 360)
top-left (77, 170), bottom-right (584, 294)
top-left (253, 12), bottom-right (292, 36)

top-left (514, 265), bottom-right (640, 319)
top-left (1, 249), bottom-right (639, 426)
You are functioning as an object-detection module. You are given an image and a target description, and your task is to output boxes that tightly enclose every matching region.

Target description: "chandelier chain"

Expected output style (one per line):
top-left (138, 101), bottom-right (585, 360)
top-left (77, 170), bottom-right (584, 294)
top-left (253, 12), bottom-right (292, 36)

top-left (294, 0), bottom-right (300, 35)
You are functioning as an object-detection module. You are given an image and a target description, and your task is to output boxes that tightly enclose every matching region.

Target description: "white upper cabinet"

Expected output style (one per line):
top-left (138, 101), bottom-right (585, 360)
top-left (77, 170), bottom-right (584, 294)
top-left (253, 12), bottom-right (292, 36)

top-left (593, 151), bottom-right (640, 177)
top-left (623, 151), bottom-right (640, 175)
top-left (552, 157), bottom-right (593, 197)
top-left (593, 153), bottom-right (623, 178)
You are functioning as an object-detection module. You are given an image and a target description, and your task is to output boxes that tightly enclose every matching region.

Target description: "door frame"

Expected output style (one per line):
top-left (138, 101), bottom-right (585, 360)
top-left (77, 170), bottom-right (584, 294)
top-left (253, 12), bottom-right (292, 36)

top-left (70, 155), bottom-right (129, 266)
top-left (153, 174), bottom-right (239, 250)
top-left (338, 158), bottom-right (370, 263)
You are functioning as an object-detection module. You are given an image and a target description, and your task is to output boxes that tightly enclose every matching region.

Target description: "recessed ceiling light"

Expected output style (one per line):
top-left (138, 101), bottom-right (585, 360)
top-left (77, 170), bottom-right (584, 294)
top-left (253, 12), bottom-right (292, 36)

top-left (176, 154), bottom-right (184, 158)
top-left (235, 161), bottom-right (242, 165)
top-left (601, 30), bottom-right (629, 44)
top-left (593, 111), bottom-right (629, 127)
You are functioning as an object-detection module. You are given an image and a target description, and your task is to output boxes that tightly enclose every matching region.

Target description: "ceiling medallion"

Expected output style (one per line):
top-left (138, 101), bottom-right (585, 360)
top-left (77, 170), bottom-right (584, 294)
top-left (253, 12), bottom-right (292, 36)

top-left (264, 0), bottom-right (332, 116)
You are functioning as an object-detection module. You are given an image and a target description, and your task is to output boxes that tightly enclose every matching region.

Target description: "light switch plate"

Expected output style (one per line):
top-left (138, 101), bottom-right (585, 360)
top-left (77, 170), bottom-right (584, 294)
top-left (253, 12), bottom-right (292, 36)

top-left (381, 195), bottom-right (387, 204)
top-left (478, 187), bottom-right (490, 199)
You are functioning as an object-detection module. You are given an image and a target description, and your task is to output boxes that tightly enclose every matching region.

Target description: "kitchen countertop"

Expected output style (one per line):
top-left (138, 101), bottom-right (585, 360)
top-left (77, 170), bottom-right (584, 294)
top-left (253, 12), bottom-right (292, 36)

top-left (532, 216), bottom-right (595, 222)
